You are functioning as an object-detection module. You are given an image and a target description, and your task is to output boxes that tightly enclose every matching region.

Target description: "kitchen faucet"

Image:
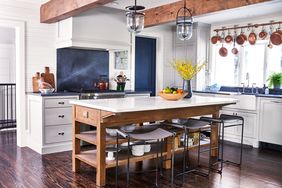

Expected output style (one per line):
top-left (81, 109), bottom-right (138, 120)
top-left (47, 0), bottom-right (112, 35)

top-left (251, 83), bottom-right (256, 94)
top-left (241, 83), bottom-right (245, 93)
top-left (246, 73), bottom-right (250, 87)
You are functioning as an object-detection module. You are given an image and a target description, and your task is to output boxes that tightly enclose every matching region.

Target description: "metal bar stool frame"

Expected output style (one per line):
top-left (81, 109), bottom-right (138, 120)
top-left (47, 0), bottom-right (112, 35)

top-left (200, 114), bottom-right (244, 167)
top-left (115, 126), bottom-right (176, 188)
top-left (163, 118), bottom-right (220, 186)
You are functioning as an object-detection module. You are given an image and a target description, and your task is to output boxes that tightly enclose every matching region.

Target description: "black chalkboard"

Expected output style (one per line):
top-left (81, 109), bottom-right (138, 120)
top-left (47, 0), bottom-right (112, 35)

top-left (57, 48), bottom-right (109, 92)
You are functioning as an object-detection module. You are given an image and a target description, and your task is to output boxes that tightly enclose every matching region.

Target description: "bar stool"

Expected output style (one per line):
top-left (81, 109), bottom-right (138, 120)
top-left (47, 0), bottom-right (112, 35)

top-left (200, 114), bottom-right (244, 167)
top-left (115, 124), bottom-right (176, 188)
top-left (163, 118), bottom-right (221, 185)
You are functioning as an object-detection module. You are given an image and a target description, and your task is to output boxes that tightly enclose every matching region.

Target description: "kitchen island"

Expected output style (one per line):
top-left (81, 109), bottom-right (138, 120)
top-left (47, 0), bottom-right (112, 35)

top-left (70, 96), bottom-right (237, 187)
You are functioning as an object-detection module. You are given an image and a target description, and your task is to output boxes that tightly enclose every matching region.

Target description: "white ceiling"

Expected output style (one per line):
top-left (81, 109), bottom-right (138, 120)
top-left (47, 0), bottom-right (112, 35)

top-left (105, 0), bottom-right (180, 10)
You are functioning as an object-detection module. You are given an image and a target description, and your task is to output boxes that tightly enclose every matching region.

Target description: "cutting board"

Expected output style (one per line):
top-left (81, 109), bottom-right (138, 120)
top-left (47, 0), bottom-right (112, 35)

top-left (32, 72), bottom-right (40, 93)
top-left (41, 67), bottom-right (55, 89)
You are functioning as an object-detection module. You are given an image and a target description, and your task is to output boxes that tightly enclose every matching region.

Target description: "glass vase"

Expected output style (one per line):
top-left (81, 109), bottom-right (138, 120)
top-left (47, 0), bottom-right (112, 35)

top-left (183, 79), bottom-right (192, 98)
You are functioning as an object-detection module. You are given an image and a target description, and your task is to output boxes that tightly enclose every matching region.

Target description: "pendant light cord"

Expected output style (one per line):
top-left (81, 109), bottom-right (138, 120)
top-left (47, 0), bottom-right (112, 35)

top-left (184, 0), bottom-right (186, 23)
top-left (135, 0), bottom-right (137, 14)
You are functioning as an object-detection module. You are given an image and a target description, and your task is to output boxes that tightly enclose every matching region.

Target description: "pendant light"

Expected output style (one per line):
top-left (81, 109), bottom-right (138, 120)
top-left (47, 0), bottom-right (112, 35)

top-left (176, 0), bottom-right (193, 41)
top-left (125, 0), bottom-right (145, 34)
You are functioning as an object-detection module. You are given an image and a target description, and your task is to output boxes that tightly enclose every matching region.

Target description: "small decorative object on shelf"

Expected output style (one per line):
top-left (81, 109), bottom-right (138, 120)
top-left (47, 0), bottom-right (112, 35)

top-left (267, 72), bottom-right (282, 89)
top-left (114, 72), bottom-right (130, 91)
top-left (172, 59), bottom-right (206, 98)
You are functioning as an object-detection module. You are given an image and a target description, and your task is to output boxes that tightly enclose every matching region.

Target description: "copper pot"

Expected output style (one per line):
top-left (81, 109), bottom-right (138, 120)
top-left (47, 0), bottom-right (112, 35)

top-left (219, 44), bottom-right (228, 57)
top-left (225, 30), bottom-right (233, 43)
top-left (270, 28), bottom-right (282, 45)
top-left (236, 35), bottom-right (245, 45)
top-left (248, 29), bottom-right (257, 45)
top-left (231, 39), bottom-right (238, 55)
top-left (259, 27), bottom-right (268, 39)
top-left (211, 31), bottom-right (221, 44)
top-left (236, 29), bottom-right (247, 45)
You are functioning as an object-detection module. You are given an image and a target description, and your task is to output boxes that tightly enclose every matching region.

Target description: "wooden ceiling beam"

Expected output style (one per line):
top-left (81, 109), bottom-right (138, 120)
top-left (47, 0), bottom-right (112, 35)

top-left (40, 0), bottom-right (114, 23)
top-left (144, 0), bottom-right (271, 27)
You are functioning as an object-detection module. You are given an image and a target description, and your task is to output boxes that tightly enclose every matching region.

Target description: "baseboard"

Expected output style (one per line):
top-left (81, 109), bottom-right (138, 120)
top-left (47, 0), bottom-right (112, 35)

top-left (224, 134), bottom-right (258, 148)
top-left (42, 142), bottom-right (72, 155)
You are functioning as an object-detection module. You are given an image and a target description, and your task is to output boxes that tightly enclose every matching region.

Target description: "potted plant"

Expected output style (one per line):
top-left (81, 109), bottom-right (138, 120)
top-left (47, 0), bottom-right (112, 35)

top-left (267, 72), bottom-right (282, 89)
top-left (172, 59), bottom-right (206, 98)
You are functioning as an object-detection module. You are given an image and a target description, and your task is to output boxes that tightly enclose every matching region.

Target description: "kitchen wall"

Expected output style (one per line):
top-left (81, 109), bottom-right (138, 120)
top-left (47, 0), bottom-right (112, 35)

top-left (0, 27), bottom-right (15, 83)
top-left (143, 23), bottom-right (210, 91)
top-left (0, 0), bottom-right (56, 92)
top-left (141, 25), bottom-right (174, 91)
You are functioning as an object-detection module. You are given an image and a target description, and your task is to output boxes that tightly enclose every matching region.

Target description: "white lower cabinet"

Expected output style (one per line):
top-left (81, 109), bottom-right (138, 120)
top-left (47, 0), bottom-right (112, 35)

top-left (220, 109), bottom-right (258, 147)
top-left (259, 98), bottom-right (282, 145)
top-left (27, 94), bottom-right (79, 154)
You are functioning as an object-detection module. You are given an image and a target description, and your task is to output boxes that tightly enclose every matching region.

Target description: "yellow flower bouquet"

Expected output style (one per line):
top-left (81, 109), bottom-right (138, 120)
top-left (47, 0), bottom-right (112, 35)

top-left (172, 59), bottom-right (206, 80)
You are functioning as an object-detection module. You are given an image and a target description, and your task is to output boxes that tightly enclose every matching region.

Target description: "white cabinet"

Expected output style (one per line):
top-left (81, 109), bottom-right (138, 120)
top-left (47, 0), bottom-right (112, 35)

top-left (194, 93), bottom-right (259, 147)
top-left (27, 94), bottom-right (79, 154)
top-left (220, 109), bottom-right (257, 147)
top-left (259, 98), bottom-right (282, 145)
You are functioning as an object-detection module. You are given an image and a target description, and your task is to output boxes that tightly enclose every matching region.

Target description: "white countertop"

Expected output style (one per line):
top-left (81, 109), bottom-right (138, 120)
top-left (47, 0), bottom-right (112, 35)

top-left (70, 96), bottom-right (237, 113)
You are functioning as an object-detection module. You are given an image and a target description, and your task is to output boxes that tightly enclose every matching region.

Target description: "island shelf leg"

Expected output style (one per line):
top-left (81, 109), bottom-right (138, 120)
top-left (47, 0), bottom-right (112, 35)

top-left (96, 123), bottom-right (106, 187)
top-left (211, 111), bottom-right (219, 157)
top-left (72, 106), bottom-right (81, 172)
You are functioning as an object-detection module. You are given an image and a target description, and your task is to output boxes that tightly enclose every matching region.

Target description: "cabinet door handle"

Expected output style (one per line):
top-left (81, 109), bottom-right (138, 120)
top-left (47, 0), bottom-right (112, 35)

top-left (58, 102), bottom-right (65, 105)
top-left (58, 132), bottom-right (64, 136)
top-left (58, 115), bottom-right (65, 118)
top-left (271, 101), bottom-right (282, 104)
top-left (83, 111), bottom-right (89, 118)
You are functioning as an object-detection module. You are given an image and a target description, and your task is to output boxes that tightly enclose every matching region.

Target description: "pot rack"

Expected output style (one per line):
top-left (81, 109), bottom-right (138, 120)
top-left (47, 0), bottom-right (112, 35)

top-left (214, 21), bottom-right (282, 32)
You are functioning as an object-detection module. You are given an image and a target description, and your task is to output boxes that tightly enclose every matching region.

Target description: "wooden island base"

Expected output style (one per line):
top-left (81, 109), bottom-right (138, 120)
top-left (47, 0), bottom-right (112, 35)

top-left (72, 104), bottom-right (225, 187)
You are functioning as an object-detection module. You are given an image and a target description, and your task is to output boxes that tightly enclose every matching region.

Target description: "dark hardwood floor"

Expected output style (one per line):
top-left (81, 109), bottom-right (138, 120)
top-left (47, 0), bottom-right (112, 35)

top-left (0, 130), bottom-right (282, 188)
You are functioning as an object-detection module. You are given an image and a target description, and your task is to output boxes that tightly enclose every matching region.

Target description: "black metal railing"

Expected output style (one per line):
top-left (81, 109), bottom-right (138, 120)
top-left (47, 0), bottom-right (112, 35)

top-left (0, 84), bottom-right (16, 130)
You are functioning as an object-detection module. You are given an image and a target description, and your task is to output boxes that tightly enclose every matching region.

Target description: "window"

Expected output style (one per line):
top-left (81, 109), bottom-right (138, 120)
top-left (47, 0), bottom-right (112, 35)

top-left (211, 41), bottom-right (282, 87)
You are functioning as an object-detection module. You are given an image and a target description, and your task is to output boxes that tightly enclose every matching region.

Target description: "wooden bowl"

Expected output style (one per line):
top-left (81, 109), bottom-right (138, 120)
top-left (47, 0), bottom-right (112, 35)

top-left (159, 92), bottom-right (188, 101)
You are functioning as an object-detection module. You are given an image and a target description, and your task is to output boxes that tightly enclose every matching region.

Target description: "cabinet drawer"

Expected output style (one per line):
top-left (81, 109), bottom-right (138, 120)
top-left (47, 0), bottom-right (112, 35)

top-left (45, 124), bottom-right (72, 144)
top-left (45, 97), bottom-right (77, 108)
top-left (75, 106), bottom-right (100, 126)
top-left (45, 108), bottom-right (72, 126)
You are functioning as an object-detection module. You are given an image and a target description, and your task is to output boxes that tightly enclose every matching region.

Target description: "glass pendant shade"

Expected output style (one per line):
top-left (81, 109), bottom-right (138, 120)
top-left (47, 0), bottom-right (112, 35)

top-left (125, 0), bottom-right (145, 34)
top-left (126, 12), bottom-right (144, 33)
top-left (176, 1), bottom-right (193, 41)
top-left (176, 19), bottom-right (193, 40)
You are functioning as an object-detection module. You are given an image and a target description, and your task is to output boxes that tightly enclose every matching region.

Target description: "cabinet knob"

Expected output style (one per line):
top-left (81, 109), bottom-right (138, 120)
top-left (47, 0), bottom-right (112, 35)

top-left (58, 115), bottom-right (65, 118)
top-left (58, 132), bottom-right (64, 136)
top-left (58, 102), bottom-right (65, 105)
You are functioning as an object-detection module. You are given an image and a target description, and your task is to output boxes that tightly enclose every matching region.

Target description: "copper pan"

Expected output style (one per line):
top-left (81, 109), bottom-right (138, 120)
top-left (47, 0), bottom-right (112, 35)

top-left (211, 31), bottom-right (221, 44)
top-left (231, 38), bottom-right (238, 55)
top-left (219, 44), bottom-right (228, 57)
top-left (225, 30), bottom-right (233, 44)
top-left (248, 28), bottom-right (257, 45)
top-left (270, 25), bottom-right (282, 45)
top-left (259, 27), bottom-right (268, 39)
top-left (236, 29), bottom-right (247, 45)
